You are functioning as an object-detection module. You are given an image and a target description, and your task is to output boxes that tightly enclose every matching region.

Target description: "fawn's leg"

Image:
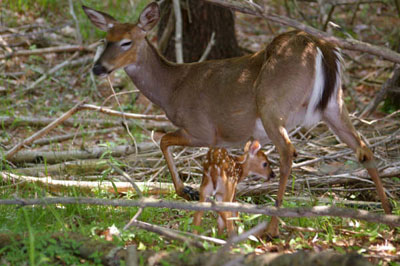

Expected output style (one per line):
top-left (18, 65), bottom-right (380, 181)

top-left (193, 173), bottom-right (214, 234)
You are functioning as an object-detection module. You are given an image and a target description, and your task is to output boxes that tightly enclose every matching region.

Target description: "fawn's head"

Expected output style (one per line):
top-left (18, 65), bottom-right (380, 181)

top-left (82, 3), bottom-right (160, 76)
top-left (240, 140), bottom-right (275, 181)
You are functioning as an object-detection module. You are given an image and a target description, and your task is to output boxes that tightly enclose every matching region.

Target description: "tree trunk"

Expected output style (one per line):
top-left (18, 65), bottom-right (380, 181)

top-left (157, 0), bottom-right (242, 62)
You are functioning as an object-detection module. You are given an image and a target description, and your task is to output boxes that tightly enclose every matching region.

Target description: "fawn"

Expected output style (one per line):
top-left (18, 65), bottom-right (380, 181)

top-left (193, 140), bottom-right (275, 236)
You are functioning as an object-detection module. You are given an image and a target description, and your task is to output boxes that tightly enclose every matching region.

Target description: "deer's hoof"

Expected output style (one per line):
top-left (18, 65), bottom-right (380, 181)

top-left (183, 186), bottom-right (200, 201)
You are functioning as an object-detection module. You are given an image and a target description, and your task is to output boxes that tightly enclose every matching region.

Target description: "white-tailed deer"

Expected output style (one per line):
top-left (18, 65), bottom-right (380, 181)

top-left (193, 140), bottom-right (275, 236)
top-left (83, 2), bottom-right (392, 237)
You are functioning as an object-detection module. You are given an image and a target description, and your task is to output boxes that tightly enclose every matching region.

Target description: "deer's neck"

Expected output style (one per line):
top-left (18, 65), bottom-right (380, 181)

top-left (124, 39), bottom-right (180, 109)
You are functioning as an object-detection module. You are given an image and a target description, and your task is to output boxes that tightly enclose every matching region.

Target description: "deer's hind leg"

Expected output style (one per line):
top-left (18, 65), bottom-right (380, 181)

top-left (322, 102), bottom-right (392, 214)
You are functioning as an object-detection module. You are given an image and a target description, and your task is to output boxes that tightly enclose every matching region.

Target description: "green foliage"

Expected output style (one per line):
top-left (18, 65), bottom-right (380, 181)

top-left (3, 0), bottom-right (150, 41)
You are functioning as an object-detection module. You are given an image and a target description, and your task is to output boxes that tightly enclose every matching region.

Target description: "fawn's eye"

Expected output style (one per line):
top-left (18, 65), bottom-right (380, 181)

top-left (262, 162), bottom-right (268, 168)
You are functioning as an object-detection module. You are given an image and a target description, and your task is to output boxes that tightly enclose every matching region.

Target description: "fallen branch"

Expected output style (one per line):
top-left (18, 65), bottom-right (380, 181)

top-left (24, 55), bottom-right (92, 93)
top-left (0, 115), bottom-right (175, 131)
top-left (209, 221), bottom-right (268, 266)
top-left (128, 219), bottom-right (204, 249)
top-left (32, 127), bottom-right (122, 146)
top-left (205, 0), bottom-right (400, 64)
top-left (0, 172), bottom-right (176, 195)
top-left (5, 101), bottom-right (85, 160)
top-left (1, 196), bottom-right (399, 227)
top-left (0, 44), bottom-right (97, 60)
top-left (6, 143), bottom-right (156, 164)
top-left (361, 65), bottom-right (400, 117)
top-left (79, 104), bottom-right (169, 121)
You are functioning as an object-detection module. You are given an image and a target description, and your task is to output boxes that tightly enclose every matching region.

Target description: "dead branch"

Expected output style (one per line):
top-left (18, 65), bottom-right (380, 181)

top-left (1, 196), bottom-right (399, 227)
top-left (79, 104), bottom-right (169, 121)
top-left (209, 221), bottom-right (268, 266)
top-left (204, 0), bottom-right (400, 64)
top-left (236, 165), bottom-right (400, 197)
top-left (6, 143), bottom-right (157, 164)
top-left (361, 65), bottom-right (400, 117)
top-left (0, 172), bottom-right (176, 195)
top-left (0, 115), bottom-right (175, 131)
top-left (0, 44), bottom-right (97, 60)
top-left (24, 55), bottom-right (91, 93)
top-left (5, 101), bottom-right (85, 160)
top-left (33, 127), bottom-right (122, 146)
top-left (127, 219), bottom-right (204, 249)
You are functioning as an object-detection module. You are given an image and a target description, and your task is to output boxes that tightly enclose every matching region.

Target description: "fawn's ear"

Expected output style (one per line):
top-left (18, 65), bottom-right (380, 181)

top-left (138, 2), bottom-right (160, 31)
top-left (82, 5), bottom-right (118, 31)
top-left (249, 140), bottom-right (261, 156)
top-left (244, 140), bottom-right (252, 153)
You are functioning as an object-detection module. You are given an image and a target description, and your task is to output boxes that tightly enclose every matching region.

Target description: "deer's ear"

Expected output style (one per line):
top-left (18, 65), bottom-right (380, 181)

top-left (138, 2), bottom-right (160, 31)
top-left (82, 5), bottom-right (118, 31)
top-left (249, 140), bottom-right (261, 156)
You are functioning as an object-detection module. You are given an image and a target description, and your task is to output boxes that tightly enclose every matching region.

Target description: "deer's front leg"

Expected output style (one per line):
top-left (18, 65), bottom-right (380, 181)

top-left (160, 129), bottom-right (199, 201)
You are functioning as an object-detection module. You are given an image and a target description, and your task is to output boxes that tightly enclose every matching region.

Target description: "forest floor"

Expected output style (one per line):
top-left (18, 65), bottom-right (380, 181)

top-left (1, 0), bottom-right (400, 265)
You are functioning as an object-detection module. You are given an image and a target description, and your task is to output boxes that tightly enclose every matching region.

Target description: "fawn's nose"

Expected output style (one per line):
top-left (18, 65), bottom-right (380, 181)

top-left (92, 63), bottom-right (109, 76)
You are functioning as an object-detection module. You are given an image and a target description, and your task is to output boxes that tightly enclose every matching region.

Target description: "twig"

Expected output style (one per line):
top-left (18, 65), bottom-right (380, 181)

top-left (126, 219), bottom-right (204, 249)
top-left (32, 127), bottom-right (122, 146)
top-left (108, 163), bottom-right (143, 197)
top-left (24, 55), bottom-right (91, 93)
top-left (199, 32), bottom-right (216, 62)
top-left (0, 44), bottom-right (97, 60)
top-left (172, 0), bottom-right (184, 63)
top-left (79, 104), bottom-right (169, 121)
top-left (69, 0), bottom-right (82, 44)
top-left (361, 65), bottom-right (400, 117)
top-left (209, 222), bottom-right (268, 266)
top-left (322, 5), bottom-right (336, 31)
top-left (158, 11), bottom-right (175, 54)
top-left (5, 101), bottom-right (85, 160)
top-left (1, 195), bottom-right (399, 227)
top-left (108, 162), bottom-right (145, 228)
top-left (204, 0), bottom-right (400, 64)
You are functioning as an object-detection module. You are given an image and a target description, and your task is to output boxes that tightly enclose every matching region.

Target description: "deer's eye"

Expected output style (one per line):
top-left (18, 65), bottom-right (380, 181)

top-left (262, 162), bottom-right (268, 168)
top-left (120, 40), bottom-right (132, 50)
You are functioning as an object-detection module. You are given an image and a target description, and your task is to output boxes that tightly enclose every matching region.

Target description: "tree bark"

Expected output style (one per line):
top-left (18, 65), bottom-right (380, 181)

top-left (157, 0), bottom-right (242, 62)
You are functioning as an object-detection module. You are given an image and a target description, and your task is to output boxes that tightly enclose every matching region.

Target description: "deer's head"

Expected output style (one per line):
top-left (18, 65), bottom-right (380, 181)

top-left (82, 3), bottom-right (160, 76)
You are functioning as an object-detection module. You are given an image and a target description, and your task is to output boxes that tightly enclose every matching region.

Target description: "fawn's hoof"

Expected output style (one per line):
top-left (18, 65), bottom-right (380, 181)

top-left (183, 186), bottom-right (200, 201)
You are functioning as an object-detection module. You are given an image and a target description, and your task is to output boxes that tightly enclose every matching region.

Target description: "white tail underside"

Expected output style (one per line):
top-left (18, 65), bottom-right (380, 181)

top-left (303, 47), bottom-right (324, 128)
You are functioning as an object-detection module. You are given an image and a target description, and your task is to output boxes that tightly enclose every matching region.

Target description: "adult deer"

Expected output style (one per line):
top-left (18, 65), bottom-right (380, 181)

top-left (83, 2), bottom-right (392, 237)
top-left (194, 140), bottom-right (275, 236)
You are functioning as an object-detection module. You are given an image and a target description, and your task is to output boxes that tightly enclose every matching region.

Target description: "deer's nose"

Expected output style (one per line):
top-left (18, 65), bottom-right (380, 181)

top-left (269, 171), bottom-right (276, 179)
top-left (93, 63), bottom-right (108, 76)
